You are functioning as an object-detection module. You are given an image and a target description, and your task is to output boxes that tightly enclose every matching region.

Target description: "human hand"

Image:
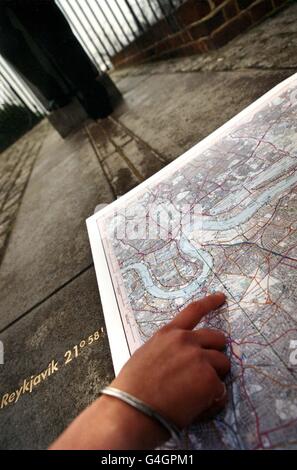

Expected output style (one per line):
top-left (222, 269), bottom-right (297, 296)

top-left (49, 292), bottom-right (230, 450)
top-left (111, 292), bottom-right (230, 430)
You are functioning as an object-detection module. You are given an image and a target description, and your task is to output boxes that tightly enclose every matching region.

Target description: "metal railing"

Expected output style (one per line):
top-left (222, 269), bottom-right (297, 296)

top-left (56, 0), bottom-right (185, 70)
top-left (0, 55), bottom-right (48, 115)
top-left (0, 0), bottom-right (185, 111)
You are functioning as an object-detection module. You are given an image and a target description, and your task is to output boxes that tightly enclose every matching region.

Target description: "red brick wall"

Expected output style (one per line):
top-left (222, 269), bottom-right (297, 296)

top-left (111, 0), bottom-right (290, 68)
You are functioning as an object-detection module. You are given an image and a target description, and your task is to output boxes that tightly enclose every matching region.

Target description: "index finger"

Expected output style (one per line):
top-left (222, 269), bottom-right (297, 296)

top-left (168, 292), bottom-right (226, 330)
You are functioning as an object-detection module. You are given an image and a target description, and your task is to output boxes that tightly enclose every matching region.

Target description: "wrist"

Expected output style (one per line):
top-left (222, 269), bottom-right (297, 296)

top-left (96, 394), bottom-right (169, 449)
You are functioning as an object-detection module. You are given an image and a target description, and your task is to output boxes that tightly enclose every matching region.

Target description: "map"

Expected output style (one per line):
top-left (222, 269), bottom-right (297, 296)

top-left (87, 74), bottom-right (297, 450)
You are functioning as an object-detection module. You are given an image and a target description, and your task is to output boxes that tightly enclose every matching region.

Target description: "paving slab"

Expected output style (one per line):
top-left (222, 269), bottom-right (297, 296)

top-left (103, 151), bottom-right (140, 196)
top-left (121, 139), bottom-right (165, 179)
top-left (0, 124), bottom-right (114, 331)
top-left (0, 120), bottom-right (50, 263)
top-left (0, 267), bottom-right (114, 449)
top-left (87, 117), bottom-right (167, 196)
top-left (114, 69), bottom-right (294, 161)
top-left (114, 74), bottom-right (151, 95)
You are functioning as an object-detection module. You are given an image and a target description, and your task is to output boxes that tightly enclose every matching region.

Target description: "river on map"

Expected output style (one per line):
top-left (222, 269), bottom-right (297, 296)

top-left (122, 154), bottom-right (297, 300)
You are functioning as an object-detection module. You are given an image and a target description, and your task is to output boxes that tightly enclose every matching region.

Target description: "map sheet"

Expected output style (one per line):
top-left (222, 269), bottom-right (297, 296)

top-left (87, 73), bottom-right (297, 449)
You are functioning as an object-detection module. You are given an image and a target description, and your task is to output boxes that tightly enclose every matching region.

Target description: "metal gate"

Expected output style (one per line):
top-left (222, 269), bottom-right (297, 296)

top-left (0, 0), bottom-right (184, 113)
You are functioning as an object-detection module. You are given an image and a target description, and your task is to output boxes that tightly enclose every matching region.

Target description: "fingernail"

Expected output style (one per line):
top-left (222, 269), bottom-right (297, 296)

top-left (215, 291), bottom-right (226, 298)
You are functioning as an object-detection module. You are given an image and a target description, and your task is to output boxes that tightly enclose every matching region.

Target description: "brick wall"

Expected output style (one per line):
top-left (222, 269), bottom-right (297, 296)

top-left (111, 0), bottom-right (291, 68)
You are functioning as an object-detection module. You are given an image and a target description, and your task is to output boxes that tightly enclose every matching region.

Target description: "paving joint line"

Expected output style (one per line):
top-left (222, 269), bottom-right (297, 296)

top-left (113, 65), bottom-right (297, 79)
top-left (0, 143), bottom-right (45, 267)
top-left (100, 121), bottom-right (144, 182)
top-left (0, 263), bottom-right (94, 335)
top-left (109, 116), bottom-right (170, 165)
top-left (84, 124), bottom-right (117, 200)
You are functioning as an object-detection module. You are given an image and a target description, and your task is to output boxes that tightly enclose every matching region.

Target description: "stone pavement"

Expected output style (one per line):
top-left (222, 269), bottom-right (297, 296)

top-left (86, 116), bottom-right (169, 197)
top-left (111, 1), bottom-right (297, 160)
top-left (0, 120), bottom-right (50, 264)
top-left (0, 1), bottom-right (297, 449)
top-left (111, 2), bottom-right (297, 79)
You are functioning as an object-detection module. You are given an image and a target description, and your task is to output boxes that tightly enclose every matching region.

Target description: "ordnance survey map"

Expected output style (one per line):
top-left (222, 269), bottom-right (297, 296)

top-left (87, 74), bottom-right (297, 450)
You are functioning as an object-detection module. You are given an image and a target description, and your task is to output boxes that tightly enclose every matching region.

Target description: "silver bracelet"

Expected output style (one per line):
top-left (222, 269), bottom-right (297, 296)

top-left (100, 386), bottom-right (182, 445)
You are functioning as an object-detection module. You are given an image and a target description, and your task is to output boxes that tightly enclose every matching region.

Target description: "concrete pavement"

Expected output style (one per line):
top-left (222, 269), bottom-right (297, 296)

top-left (0, 120), bottom-right (49, 264)
top-left (0, 1), bottom-right (296, 448)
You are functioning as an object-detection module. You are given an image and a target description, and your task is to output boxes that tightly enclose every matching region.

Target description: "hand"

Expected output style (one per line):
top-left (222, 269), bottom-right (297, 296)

top-left (111, 291), bottom-right (230, 430)
top-left (50, 292), bottom-right (230, 449)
